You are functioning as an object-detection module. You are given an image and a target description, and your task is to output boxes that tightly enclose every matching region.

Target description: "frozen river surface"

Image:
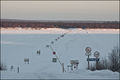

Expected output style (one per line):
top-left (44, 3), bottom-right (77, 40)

top-left (1, 31), bottom-right (119, 79)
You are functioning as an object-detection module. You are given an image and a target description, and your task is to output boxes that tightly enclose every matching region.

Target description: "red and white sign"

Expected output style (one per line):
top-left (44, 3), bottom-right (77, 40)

top-left (85, 47), bottom-right (92, 53)
top-left (53, 51), bottom-right (56, 55)
top-left (85, 47), bottom-right (92, 56)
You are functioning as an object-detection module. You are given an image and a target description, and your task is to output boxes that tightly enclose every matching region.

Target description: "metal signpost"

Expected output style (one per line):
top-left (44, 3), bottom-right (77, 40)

top-left (85, 47), bottom-right (100, 70)
top-left (94, 51), bottom-right (100, 69)
top-left (85, 47), bottom-right (92, 69)
top-left (46, 45), bottom-right (65, 72)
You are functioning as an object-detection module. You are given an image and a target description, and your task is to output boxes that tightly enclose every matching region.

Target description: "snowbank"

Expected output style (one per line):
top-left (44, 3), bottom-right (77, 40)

top-left (1, 28), bottom-right (119, 34)
top-left (1, 70), bottom-right (119, 79)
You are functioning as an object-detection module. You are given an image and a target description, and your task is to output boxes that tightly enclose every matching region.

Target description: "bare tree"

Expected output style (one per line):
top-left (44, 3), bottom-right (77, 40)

top-left (89, 46), bottom-right (119, 72)
top-left (90, 58), bottom-right (108, 71)
top-left (108, 46), bottom-right (120, 72)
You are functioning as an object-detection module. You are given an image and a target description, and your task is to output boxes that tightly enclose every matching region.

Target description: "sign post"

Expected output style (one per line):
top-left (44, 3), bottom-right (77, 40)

top-left (88, 55), bottom-right (90, 69)
top-left (17, 67), bottom-right (19, 73)
top-left (62, 63), bottom-right (65, 73)
top-left (46, 45), bottom-right (65, 72)
top-left (85, 47), bottom-right (92, 70)
top-left (53, 51), bottom-right (65, 72)
top-left (94, 51), bottom-right (100, 69)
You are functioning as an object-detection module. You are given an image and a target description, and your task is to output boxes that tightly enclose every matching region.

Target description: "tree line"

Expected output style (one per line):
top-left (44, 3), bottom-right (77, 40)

top-left (1, 19), bottom-right (119, 29)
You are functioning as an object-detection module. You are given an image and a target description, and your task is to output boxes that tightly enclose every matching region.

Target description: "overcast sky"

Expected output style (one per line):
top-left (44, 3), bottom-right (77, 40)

top-left (1, 1), bottom-right (119, 21)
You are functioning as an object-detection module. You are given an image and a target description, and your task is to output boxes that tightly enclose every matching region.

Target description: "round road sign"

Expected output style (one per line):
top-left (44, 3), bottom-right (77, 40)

top-left (85, 47), bottom-right (92, 53)
top-left (85, 52), bottom-right (92, 56)
top-left (53, 51), bottom-right (56, 55)
top-left (94, 51), bottom-right (100, 58)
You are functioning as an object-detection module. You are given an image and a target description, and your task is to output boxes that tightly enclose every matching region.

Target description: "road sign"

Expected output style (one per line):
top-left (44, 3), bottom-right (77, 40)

top-left (85, 47), bottom-right (92, 54)
top-left (52, 58), bottom-right (57, 62)
top-left (87, 58), bottom-right (99, 61)
top-left (94, 51), bottom-right (100, 58)
top-left (85, 52), bottom-right (91, 56)
top-left (53, 51), bottom-right (56, 55)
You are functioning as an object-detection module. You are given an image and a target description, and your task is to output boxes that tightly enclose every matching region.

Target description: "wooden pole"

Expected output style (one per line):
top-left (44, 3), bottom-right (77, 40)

top-left (48, 45), bottom-right (66, 72)
top-left (55, 54), bottom-right (62, 65)
top-left (62, 63), bottom-right (64, 73)
top-left (55, 54), bottom-right (65, 72)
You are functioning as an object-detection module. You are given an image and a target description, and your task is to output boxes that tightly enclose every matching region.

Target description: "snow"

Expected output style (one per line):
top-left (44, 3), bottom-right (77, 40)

top-left (1, 70), bottom-right (119, 79)
top-left (1, 28), bottom-right (119, 79)
top-left (1, 28), bottom-right (119, 34)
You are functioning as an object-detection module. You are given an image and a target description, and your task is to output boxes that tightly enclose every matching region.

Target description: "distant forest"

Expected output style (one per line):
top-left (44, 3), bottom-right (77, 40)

top-left (0, 19), bottom-right (119, 29)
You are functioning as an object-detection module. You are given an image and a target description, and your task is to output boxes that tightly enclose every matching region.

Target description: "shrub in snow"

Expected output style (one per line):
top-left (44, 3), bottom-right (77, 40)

top-left (108, 46), bottom-right (120, 72)
top-left (90, 46), bottom-right (120, 73)
top-left (90, 58), bottom-right (108, 71)
top-left (90, 64), bottom-right (96, 71)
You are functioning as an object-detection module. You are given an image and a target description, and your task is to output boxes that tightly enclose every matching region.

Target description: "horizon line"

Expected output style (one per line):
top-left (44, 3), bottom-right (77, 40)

top-left (1, 18), bottom-right (119, 22)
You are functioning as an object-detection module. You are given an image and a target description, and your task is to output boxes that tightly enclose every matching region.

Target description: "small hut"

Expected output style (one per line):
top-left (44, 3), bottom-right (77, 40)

top-left (69, 60), bottom-right (79, 71)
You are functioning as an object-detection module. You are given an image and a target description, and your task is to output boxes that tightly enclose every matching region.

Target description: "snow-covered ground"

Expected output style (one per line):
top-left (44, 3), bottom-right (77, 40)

top-left (1, 28), bottom-right (119, 79)
top-left (1, 28), bottom-right (119, 34)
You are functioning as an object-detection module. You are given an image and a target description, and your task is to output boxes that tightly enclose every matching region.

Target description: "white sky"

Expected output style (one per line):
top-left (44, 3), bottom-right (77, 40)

top-left (1, 1), bottom-right (119, 21)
